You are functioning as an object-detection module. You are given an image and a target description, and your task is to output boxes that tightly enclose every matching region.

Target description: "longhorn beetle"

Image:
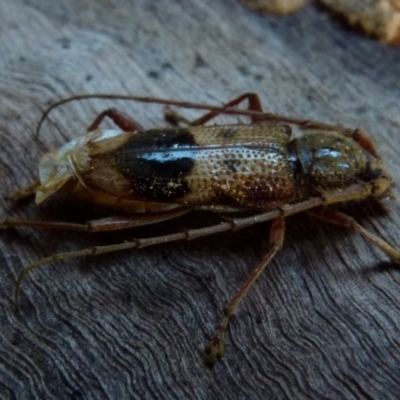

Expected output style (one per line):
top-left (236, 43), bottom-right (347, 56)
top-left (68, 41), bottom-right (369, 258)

top-left (2, 93), bottom-right (400, 366)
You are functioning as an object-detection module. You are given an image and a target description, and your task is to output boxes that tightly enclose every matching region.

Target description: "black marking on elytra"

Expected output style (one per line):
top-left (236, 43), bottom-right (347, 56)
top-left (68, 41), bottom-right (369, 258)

top-left (106, 128), bottom-right (196, 201)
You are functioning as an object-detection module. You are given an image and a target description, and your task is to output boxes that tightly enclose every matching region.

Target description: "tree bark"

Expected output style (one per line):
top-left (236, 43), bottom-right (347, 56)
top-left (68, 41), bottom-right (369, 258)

top-left (1, 0), bottom-right (400, 398)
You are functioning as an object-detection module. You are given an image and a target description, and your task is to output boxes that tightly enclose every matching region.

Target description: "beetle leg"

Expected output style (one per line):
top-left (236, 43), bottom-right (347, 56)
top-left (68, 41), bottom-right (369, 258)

top-left (347, 128), bottom-right (378, 156)
top-left (298, 121), bottom-right (378, 156)
top-left (308, 207), bottom-right (400, 263)
top-left (86, 209), bottom-right (192, 231)
top-left (87, 108), bottom-right (143, 132)
top-left (164, 92), bottom-right (264, 126)
top-left (253, 113), bottom-right (379, 156)
top-left (15, 198), bottom-right (330, 312)
top-left (295, 119), bottom-right (378, 155)
top-left (13, 215), bottom-right (248, 310)
top-left (1, 208), bottom-right (191, 232)
top-left (163, 107), bottom-right (192, 126)
top-left (204, 216), bottom-right (285, 366)
top-left (319, 183), bottom-right (374, 206)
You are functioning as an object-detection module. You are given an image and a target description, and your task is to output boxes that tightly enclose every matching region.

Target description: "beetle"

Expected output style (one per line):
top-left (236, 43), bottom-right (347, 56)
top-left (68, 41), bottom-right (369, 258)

top-left (2, 92), bottom-right (400, 366)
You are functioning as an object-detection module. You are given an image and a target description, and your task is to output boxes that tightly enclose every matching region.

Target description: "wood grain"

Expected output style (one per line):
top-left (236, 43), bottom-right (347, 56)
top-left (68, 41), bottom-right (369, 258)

top-left (1, 0), bottom-right (400, 399)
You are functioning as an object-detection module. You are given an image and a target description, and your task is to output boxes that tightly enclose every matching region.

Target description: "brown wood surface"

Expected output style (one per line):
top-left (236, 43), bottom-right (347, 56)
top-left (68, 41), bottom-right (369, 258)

top-left (1, 1), bottom-right (400, 399)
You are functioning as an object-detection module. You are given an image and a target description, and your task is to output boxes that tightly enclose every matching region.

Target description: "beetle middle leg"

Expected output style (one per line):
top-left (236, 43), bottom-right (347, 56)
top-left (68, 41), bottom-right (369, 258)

top-left (86, 108), bottom-right (143, 132)
top-left (204, 216), bottom-right (285, 366)
top-left (165, 92), bottom-right (264, 126)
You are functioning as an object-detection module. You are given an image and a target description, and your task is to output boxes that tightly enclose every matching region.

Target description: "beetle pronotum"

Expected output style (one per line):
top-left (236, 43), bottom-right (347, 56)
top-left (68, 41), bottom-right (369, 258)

top-left (2, 92), bottom-right (400, 366)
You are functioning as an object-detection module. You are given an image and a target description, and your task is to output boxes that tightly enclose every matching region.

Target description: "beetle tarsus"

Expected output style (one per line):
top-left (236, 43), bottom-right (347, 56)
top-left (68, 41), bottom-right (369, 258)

top-left (204, 326), bottom-right (227, 367)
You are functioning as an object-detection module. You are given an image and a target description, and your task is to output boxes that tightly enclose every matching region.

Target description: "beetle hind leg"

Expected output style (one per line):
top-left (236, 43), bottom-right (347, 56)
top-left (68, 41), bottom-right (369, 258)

top-left (1, 208), bottom-right (191, 232)
top-left (204, 216), bottom-right (285, 367)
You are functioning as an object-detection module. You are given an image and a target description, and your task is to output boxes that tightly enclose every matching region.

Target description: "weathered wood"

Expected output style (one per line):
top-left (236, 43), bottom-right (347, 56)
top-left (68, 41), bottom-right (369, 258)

top-left (1, 0), bottom-right (400, 398)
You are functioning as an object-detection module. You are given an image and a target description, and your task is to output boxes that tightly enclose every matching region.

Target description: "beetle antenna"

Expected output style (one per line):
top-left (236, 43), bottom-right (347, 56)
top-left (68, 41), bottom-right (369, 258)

top-left (35, 93), bottom-right (266, 139)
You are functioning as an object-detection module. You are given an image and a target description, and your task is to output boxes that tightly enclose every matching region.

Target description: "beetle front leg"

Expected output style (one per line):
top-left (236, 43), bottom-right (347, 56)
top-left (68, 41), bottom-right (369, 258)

top-left (257, 114), bottom-right (380, 157)
top-left (204, 216), bottom-right (285, 367)
top-left (298, 121), bottom-right (379, 156)
top-left (308, 207), bottom-right (400, 263)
